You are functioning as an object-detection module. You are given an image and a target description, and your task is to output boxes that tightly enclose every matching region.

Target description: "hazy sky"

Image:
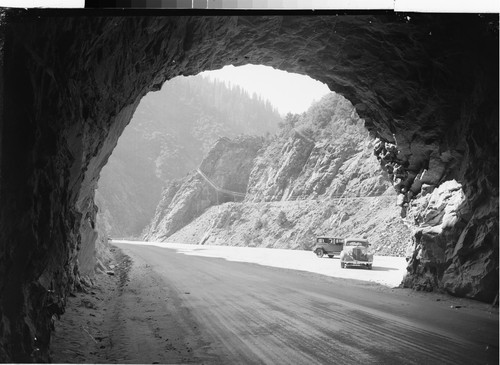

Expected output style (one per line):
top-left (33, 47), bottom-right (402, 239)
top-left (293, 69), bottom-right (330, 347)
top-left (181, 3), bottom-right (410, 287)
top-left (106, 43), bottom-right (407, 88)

top-left (202, 65), bottom-right (330, 116)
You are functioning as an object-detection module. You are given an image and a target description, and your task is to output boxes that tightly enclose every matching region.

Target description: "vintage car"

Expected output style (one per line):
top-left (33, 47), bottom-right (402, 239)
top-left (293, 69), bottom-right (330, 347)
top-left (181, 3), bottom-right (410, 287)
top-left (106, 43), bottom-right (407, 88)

top-left (313, 236), bottom-right (344, 258)
top-left (340, 238), bottom-right (373, 269)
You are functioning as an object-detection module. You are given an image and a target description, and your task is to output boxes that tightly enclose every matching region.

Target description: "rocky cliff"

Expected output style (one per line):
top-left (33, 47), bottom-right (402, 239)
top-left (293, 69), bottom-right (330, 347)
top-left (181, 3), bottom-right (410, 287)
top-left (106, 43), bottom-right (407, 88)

top-left (0, 11), bottom-right (497, 362)
top-left (247, 94), bottom-right (390, 202)
top-left (162, 93), bottom-right (410, 255)
top-left (402, 179), bottom-right (498, 301)
top-left (144, 136), bottom-right (264, 241)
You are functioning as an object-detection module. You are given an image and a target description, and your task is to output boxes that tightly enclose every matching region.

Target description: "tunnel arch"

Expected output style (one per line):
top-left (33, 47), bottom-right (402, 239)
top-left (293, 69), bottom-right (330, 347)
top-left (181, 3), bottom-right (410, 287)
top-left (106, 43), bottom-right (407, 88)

top-left (0, 10), bottom-right (497, 362)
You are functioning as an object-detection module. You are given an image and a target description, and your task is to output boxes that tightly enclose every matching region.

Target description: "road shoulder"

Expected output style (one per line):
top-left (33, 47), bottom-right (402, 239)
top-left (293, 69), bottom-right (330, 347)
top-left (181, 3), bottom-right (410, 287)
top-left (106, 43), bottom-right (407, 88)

top-left (50, 245), bottom-right (214, 364)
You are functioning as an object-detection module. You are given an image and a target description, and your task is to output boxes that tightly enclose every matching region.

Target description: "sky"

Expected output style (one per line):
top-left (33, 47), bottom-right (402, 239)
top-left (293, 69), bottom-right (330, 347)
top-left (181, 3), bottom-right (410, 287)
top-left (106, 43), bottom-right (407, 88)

top-left (202, 65), bottom-right (331, 116)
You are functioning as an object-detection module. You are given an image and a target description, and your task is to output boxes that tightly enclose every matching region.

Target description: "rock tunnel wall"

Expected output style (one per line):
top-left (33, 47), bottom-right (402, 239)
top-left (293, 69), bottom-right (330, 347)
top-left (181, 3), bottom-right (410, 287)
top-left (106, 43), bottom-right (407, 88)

top-left (0, 10), bottom-right (497, 361)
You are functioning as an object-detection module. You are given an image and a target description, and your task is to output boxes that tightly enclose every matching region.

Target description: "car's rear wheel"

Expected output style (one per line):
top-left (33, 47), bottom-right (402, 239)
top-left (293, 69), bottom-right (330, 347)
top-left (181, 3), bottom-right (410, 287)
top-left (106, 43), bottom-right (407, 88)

top-left (315, 249), bottom-right (324, 258)
top-left (367, 264), bottom-right (372, 270)
top-left (328, 255), bottom-right (334, 258)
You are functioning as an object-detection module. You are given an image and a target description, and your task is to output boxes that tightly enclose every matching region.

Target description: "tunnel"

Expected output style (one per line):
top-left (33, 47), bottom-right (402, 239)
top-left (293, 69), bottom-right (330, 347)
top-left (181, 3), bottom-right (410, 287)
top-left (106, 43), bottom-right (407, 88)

top-left (0, 10), bottom-right (498, 362)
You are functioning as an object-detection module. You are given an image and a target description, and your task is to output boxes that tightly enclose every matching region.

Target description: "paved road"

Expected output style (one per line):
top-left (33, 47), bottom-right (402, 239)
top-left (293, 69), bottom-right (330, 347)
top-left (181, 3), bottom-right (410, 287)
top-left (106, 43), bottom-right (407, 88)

top-left (113, 242), bottom-right (498, 365)
top-left (119, 240), bottom-right (408, 288)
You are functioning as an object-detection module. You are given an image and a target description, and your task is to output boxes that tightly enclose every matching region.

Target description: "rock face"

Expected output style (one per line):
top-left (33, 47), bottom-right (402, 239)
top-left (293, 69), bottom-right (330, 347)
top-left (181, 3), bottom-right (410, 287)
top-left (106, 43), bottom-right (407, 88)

top-left (247, 94), bottom-right (389, 202)
top-left (163, 93), bottom-right (410, 255)
top-left (144, 136), bottom-right (264, 241)
top-left (0, 11), bottom-right (497, 362)
top-left (403, 179), bottom-right (498, 301)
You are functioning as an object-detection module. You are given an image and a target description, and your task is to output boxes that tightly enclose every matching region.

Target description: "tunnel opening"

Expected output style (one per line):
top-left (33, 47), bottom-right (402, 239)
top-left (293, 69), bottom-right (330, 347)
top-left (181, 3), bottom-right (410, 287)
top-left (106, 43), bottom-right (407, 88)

top-left (95, 64), bottom-right (330, 241)
top-left (0, 11), bottom-right (497, 363)
top-left (96, 62), bottom-right (410, 257)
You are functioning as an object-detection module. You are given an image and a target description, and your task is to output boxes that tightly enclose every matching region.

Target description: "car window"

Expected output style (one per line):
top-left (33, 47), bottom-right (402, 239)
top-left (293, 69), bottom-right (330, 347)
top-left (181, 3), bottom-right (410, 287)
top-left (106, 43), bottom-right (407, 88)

top-left (317, 238), bottom-right (343, 244)
top-left (346, 241), bottom-right (368, 247)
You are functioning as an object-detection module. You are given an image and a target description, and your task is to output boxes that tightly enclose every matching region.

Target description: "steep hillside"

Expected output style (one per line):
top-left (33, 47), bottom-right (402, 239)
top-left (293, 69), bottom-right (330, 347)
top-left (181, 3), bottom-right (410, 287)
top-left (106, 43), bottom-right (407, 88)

top-left (153, 93), bottom-right (410, 255)
top-left (247, 94), bottom-right (390, 201)
top-left (96, 75), bottom-right (280, 237)
top-left (165, 197), bottom-right (408, 256)
top-left (144, 136), bottom-right (264, 241)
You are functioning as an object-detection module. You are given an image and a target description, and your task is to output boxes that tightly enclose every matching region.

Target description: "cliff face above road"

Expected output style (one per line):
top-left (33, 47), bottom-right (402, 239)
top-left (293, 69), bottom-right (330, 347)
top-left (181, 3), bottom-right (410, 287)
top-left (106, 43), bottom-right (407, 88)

top-left (247, 94), bottom-right (390, 202)
top-left (144, 136), bottom-right (264, 241)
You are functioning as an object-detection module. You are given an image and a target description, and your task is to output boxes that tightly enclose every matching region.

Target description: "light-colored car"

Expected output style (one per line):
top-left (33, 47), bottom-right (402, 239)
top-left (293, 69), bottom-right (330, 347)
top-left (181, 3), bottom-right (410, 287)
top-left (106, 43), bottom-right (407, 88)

top-left (340, 238), bottom-right (373, 269)
top-left (313, 236), bottom-right (344, 258)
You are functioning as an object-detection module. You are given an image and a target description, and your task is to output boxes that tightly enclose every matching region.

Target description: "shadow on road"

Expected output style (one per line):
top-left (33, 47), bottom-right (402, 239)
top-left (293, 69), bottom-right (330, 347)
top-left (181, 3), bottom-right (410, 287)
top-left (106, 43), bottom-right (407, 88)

top-left (343, 266), bottom-right (400, 272)
top-left (372, 264), bottom-right (404, 271)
